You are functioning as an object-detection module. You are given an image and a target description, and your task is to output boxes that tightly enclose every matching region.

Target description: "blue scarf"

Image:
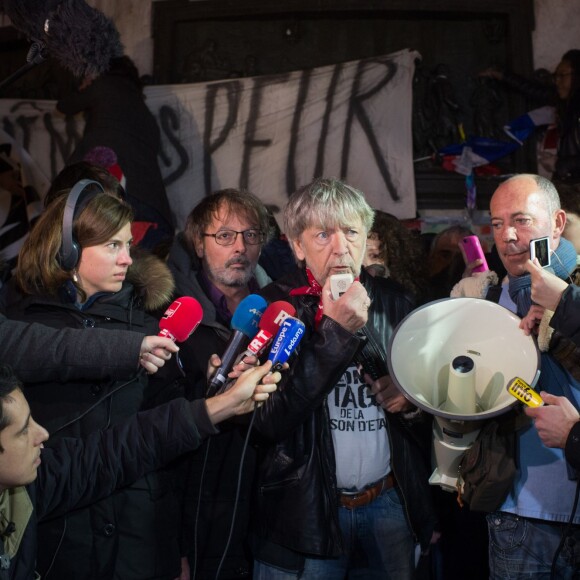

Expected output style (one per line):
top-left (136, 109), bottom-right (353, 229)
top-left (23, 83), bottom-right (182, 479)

top-left (508, 237), bottom-right (577, 317)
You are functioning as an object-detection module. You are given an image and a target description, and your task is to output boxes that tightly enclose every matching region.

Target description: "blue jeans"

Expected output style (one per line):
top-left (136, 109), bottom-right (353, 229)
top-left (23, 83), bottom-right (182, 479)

top-left (253, 486), bottom-right (415, 579)
top-left (487, 511), bottom-right (580, 579)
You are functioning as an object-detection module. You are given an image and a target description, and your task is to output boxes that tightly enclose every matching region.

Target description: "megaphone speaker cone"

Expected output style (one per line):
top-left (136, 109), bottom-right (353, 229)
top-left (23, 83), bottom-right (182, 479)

top-left (387, 297), bottom-right (541, 492)
top-left (387, 298), bottom-right (540, 421)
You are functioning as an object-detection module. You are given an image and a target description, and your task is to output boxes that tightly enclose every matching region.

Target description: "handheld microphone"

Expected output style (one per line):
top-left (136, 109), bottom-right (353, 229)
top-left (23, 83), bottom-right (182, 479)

top-left (137, 296), bottom-right (202, 377)
top-left (207, 294), bottom-right (267, 397)
top-left (242, 300), bottom-right (297, 358)
top-left (268, 316), bottom-right (305, 371)
top-left (159, 296), bottom-right (203, 342)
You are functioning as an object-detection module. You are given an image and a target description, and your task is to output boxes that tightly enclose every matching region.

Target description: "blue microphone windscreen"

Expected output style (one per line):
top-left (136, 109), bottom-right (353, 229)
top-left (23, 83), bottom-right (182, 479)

top-left (231, 294), bottom-right (268, 337)
top-left (268, 317), bottom-right (305, 367)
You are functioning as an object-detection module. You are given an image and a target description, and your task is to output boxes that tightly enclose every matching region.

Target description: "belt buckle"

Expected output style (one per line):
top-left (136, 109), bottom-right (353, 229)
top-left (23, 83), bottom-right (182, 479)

top-left (339, 475), bottom-right (387, 510)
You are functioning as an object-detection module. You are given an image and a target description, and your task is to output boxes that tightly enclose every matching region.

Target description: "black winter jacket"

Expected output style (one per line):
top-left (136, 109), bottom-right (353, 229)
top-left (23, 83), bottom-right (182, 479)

top-left (1, 255), bottom-right (182, 579)
top-left (251, 268), bottom-right (437, 563)
top-left (0, 398), bottom-right (216, 580)
top-left (166, 233), bottom-right (271, 579)
top-left (0, 314), bottom-right (143, 385)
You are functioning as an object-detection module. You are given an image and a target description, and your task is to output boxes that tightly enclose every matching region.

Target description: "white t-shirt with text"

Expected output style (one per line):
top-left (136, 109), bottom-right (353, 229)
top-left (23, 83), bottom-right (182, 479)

top-left (327, 364), bottom-right (391, 490)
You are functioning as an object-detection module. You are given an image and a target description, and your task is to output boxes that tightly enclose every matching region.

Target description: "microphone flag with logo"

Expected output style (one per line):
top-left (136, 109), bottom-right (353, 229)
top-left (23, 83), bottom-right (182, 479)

top-left (206, 294), bottom-right (267, 397)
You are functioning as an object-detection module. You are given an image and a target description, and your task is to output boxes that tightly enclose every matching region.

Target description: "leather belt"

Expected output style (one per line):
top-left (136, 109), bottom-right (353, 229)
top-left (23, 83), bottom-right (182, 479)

top-left (339, 473), bottom-right (396, 510)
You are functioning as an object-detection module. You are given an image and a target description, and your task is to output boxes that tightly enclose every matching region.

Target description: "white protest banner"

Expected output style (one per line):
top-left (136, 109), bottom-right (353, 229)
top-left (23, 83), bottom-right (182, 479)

top-left (0, 48), bottom-right (418, 230)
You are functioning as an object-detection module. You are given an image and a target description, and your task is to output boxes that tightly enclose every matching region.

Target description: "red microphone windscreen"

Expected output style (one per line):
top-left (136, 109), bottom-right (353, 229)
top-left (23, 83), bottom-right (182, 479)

top-left (159, 296), bottom-right (203, 342)
top-left (259, 301), bottom-right (297, 335)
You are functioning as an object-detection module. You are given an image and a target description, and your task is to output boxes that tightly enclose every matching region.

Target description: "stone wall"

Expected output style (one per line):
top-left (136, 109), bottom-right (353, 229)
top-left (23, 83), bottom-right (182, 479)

top-left (88, 0), bottom-right (580, 77)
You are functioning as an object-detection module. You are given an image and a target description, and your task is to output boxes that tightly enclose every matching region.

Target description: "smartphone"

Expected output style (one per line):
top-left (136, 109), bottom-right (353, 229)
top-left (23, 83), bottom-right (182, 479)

top-left (461, 236), bottom-right (489, 273)
top-left (530, 236), bottom-right (551, 268)
top-left (330, 273), bottom-right (353, 300)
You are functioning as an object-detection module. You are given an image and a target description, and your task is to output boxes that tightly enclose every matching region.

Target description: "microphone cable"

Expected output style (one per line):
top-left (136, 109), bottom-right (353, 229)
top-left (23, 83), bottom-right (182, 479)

top-left (191, 437), bottom-right (211, 580)
top-left (50, 375), bottom-right (139, 435)
top-left (42, 518), bottom-right (67, 579)
top-left (190, 409), bottom-right (257, 580)
top-left (42, 374), bottom-right (139, 578)
top-left (214, 410), bottom-right (257, 580)
top-left (51, 300), bottom-right (141, 435)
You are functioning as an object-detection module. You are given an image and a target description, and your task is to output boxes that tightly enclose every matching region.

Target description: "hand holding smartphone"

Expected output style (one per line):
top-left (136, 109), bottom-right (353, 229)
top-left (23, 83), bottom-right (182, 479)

top-left (461, 236), bottom-right (489, 273)
top-left (530, 237), bottom-right (551, 268)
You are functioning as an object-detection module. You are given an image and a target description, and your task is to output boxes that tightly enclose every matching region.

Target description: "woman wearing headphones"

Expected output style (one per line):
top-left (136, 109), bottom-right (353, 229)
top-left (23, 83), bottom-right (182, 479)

top-left (0, 181), bottom-right (184, 580)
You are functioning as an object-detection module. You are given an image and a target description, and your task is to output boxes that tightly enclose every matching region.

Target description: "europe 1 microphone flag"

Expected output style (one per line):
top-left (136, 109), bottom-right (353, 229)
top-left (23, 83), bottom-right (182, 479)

top-left (206, 294), bottom-right (267, 397)
top-left (268, 316), bottom-right (305, 371)
top-left (242, 300), bottom-right (297, 359)
top-left (159, 296), bottom-right (203, 342)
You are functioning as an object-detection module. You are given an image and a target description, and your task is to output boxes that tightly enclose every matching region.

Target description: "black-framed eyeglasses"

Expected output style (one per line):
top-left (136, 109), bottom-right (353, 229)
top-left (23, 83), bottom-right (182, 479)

top-left (203, 229), bottom-right (265, 246)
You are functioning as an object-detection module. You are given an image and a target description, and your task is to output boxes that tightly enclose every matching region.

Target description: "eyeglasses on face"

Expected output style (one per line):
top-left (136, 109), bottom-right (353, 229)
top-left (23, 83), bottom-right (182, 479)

top-left (202, 228), bottom-right (265, 246)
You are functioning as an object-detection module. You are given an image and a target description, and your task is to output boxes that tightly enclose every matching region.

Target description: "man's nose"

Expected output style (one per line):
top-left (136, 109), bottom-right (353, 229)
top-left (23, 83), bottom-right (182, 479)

top-left (232, 232), bottom-right (247, 252)
top-left (331, 232), bottom-right (348, 254)
top-left (501, 225), bottom-right (518, 243)
top-left (33, 420), bottom-right (49, 444)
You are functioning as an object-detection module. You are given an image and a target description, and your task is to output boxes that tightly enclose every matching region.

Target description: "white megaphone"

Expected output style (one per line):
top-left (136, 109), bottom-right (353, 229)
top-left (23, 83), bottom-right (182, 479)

top-left (387, 297), bottom-right (540, 492)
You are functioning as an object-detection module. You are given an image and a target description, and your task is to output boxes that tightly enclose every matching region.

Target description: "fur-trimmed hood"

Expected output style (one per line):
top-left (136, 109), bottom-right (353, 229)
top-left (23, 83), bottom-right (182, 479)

top-left (126, 246), bottom-right (175, 312)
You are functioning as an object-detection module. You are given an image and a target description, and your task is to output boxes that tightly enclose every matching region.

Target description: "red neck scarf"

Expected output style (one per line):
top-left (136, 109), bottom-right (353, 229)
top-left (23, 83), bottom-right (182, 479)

top-left (290, 268), bottom-right (359, 328)
top-left (290, 268), bottom-right (324, 327)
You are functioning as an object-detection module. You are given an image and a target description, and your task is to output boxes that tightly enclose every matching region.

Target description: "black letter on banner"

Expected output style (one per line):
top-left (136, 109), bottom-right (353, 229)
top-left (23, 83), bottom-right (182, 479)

top-left (44, 112), bottom-right (81, 178)
top-left (286, 69), bottom-right (311, 194)
top-left (314, 64), bottom-right (342, 179)
top-left (241, 75), bottom-right (289, 190)
top-left (341, 59), bottom-right (399, 201)
top-left (204, 81), bottom-right (240, 195)
top-left (158, 105), bottom-right (189, 187)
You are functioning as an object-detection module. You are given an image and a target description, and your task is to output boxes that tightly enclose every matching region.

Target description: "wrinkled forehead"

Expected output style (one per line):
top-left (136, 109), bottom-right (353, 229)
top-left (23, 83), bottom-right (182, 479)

top-left (303, 204), bottom-right (365, 231)
top-left (491, 182), bottom-right (548, 216)
top-left (212, 202), bottom-right (257, 225)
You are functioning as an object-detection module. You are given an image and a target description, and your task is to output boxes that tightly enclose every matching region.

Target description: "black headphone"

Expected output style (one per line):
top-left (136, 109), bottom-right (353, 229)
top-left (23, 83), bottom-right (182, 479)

top-left (58, 179), bottom-right (105, 271)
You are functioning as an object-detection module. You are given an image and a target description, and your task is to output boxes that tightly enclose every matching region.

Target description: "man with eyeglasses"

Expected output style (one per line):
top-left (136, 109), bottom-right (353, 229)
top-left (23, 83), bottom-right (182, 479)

top-left (166, 188), bottom-right (273, 579)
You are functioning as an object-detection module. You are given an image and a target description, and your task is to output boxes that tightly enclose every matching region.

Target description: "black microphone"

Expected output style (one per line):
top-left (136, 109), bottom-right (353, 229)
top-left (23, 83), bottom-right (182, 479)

top-left (206, 294), bottom-right (267, 397)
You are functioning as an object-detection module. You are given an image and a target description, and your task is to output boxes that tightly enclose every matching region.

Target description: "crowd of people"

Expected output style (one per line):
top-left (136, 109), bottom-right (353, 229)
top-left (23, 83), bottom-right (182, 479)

top-left (1, 44), bottom-right (580, 580)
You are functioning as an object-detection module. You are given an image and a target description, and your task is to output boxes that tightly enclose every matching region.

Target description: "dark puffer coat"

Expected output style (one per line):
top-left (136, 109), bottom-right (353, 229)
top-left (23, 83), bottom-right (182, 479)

top-left (0, 398), bottom-right (216, 580)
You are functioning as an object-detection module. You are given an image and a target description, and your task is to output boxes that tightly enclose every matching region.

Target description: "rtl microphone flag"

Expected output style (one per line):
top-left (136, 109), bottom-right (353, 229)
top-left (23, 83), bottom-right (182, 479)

top-left (159, 296), bottom-right (203, 342)
top-left (268, 317), bottom-right (305, 371)
top-left (206, 294), bottom-right (267, 397)
top-left (243, 300), bottom-right (296, 358)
